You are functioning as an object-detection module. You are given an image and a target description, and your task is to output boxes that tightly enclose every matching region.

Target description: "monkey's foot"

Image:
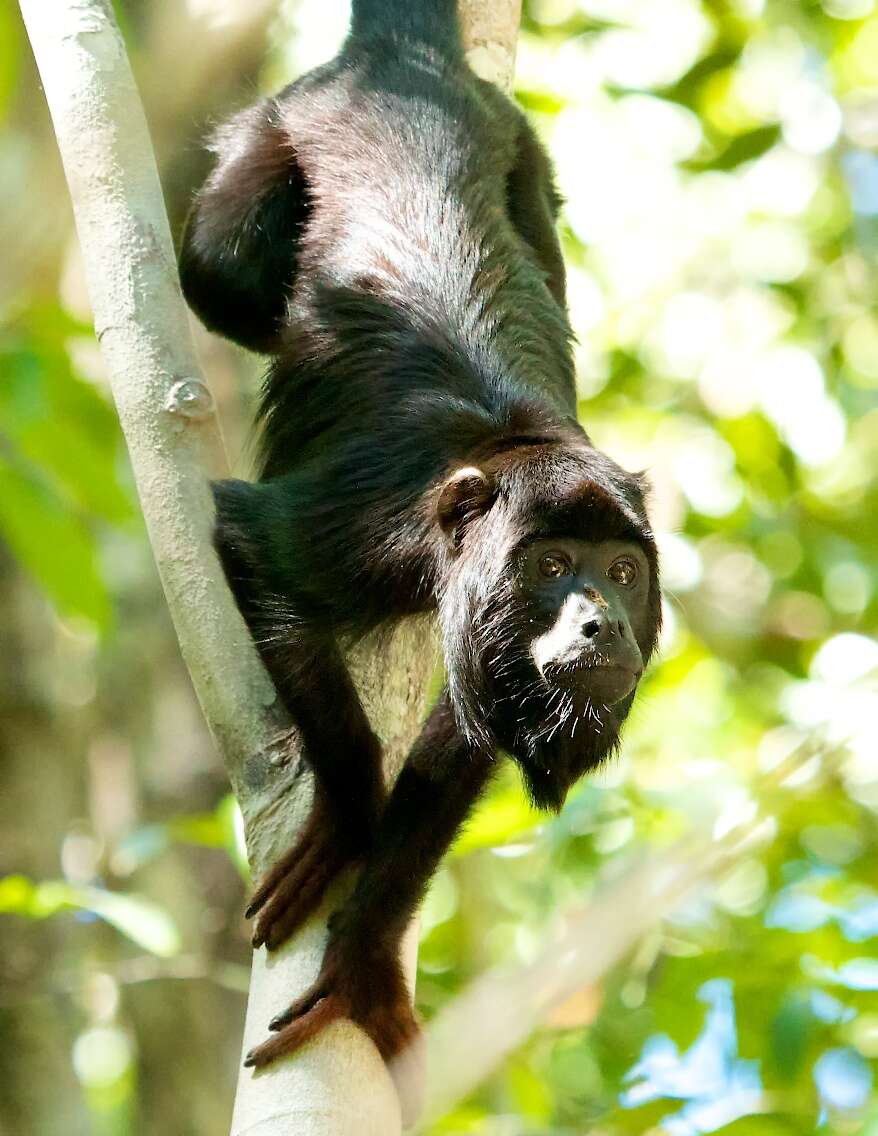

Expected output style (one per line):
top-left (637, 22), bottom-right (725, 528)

top-left (244, 938), bottom-right (425, 1124)
top-left (246, 803), bottom-right (354, 951)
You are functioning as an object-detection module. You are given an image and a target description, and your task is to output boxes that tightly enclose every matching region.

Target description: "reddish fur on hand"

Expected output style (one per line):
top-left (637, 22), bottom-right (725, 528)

top-left (246, 800), bottom-right (357, 950)
top-left (244, 936), bottom-right (423, 1120)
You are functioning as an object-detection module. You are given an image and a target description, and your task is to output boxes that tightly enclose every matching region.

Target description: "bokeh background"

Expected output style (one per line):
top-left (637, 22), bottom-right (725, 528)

top-left (1, 0), bottom-right (877, 1132)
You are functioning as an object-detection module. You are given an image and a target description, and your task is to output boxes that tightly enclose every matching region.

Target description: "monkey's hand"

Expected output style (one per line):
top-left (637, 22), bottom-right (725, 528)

top-left (244, 932), bottom-right (424, 1122)
top-left (246, 797), bottom-right (374, 951)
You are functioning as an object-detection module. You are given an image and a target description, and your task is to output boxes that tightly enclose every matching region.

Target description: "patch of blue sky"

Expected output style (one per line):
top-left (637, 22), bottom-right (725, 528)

top-left (765, 885), bottom-right (878, 943)
top-left (813, 1047), bottom-right (873, 1112)
top-left (620, 978), bottom-right (763, 1135)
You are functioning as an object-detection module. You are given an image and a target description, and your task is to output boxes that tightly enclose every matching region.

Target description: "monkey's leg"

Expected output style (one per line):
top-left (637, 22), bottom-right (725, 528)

top-left (483, 86), bottom-right (567, 309)
top-left (247, 633), bottom-right (386, 950)
top-left (245, 692), bottom-right (494, 1116)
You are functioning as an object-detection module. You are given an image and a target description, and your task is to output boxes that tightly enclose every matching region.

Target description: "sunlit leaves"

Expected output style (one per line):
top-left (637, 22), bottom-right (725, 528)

top-left (0, 1), bottom-right (20, 121)
top-left (0, 462), bottom-right (111, 628)
top-left (0, 874), bottom-right (180, 957)
top-left (451, 772), bottom-right (544, 857)
top-left (112, 794), bottom-right (249, 881)
top-left (0, 309), bottom-right (135, 630)
top-left (425, 0), bottom-right (878, 1126)
top-left (684, 124), bottom-right (782, 171)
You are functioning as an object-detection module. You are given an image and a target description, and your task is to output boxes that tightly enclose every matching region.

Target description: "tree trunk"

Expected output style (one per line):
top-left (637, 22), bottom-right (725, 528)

top-left (18, 1), bottom-right (520, 1133)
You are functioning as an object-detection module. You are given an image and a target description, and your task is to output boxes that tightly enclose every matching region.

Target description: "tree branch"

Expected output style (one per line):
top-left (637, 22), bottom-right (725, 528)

top-left (17, 0), bottom-right (292, 838)
top-left (459, 0), bottom-right (522, 89)
top-left (19, 1), bottom-right (520, 1133)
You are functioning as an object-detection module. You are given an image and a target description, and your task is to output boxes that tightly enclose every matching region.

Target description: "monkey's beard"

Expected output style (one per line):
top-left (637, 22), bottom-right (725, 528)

top-left (442, 568), bottom-right (633, 810)
top-left (471, 598), bottom-right (632, 812)
top-left (488, 649), bottom-right (631, 810)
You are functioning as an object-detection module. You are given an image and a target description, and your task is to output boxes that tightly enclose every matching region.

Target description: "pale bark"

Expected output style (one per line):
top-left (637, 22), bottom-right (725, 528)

top-left (18, 1), bottom-right (517, 1134)
top-left (459, 0), bottom-right (522, 89)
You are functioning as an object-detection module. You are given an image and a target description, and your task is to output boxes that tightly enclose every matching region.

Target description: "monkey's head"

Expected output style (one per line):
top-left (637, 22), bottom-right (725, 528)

top-left (437, 434), bottom-right (661, 811)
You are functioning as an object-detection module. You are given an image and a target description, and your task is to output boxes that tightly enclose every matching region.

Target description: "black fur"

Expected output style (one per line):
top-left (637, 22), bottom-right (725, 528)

top-left (180, 0), bottom-right (660, 1103)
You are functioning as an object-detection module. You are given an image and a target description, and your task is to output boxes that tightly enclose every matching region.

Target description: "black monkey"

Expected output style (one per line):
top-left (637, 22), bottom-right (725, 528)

top-left (180, 0), bottom-right (660, 1093)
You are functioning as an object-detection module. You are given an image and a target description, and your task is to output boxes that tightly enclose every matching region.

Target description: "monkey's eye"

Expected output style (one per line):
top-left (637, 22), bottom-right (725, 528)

top-left (538, 554), bottom-right (572, 579)
top-left (607, 558), bottom-right (638, 586)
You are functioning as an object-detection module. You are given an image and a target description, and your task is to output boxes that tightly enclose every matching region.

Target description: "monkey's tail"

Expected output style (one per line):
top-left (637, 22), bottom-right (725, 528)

top-left (348, 0), bottom-right (463, 58)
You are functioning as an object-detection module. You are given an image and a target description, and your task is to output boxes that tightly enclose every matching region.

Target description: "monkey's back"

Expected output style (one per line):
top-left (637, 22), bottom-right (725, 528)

top-left (273, 49), bottom-right (525, 327)
top-left (253, 42), bottom-right (575, 479)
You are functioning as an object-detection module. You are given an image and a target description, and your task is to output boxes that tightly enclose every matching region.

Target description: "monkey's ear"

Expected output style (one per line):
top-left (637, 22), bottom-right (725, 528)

top-left (436, 467), bottom-right (495, 548)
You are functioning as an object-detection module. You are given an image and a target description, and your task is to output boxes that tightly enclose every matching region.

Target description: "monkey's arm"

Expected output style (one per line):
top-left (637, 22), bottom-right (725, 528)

top-left (245, 632), bottom-right (387, 949)
top-left (213, 480), bottom-right (386, 946)
top-left (244, 692), bottom-right (494, 1067)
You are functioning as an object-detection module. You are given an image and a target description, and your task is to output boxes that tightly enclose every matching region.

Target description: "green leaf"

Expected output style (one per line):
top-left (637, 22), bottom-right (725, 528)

top-left (79, 887), bottom-right (181, 958)
top-left (0, 342), bottom-right (134, 525)
top-left (0, 874), bottom-right (38, 915)
top-left (770, 992), bottom-right (815, 1082)
top-left (166, 814), bottom-right (227, 847)
top-left (215, 794), bottom-right (250, 880)
top-left (515, 88), bottom-right (565, 115)
top-left (656, 48), bottom-right (743, 110)
top-left (113, 795), bottom-right (249, 880)
top-left (0, 875), bottom-right (180, 957)
top-left (0, 1), bottom-right (20, 122)
top-left (0, 461), bottom-right (111, 629)
top-left (507, 1057), bottom-right (553, 1122)
top-left (685, 125), bottom-right (783, 172)
top-left (712, 1115), bottom-right (807, 1135)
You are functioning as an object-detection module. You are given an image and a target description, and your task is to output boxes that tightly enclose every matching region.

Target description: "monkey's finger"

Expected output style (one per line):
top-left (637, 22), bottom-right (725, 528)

top-left (254, 842), bottom-right (329, 935)
top-left (259, 851), bottom-right (347, 951)
top-left (244, 995), bottom-right (347, 1068)
top-left (245, 845), bottom-right (313, 919)
top-left (267, 967), bottom-right (338, 1031)
top-left (245, 816), bottom-right (325, 919)
top-left (250, 843), bottom-right (330, 948)
top-left (254, 871), bottom-right (327, 951)
top-left (263, 949), bottom-right (343, 1031)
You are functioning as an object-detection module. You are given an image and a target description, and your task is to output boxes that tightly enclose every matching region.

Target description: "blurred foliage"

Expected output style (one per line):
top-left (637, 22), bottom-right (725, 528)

top-left (1, 0), bottom-right (877, 1133)
top-left (0, 875), bottom-right (181, 958)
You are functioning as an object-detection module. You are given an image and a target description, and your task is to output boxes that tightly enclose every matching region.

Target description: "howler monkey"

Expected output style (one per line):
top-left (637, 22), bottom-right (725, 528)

top-left (180, 0), bottom-right (661, 1095)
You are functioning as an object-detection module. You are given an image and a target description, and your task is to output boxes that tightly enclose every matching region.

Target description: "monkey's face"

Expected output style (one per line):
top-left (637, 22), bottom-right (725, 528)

top-left (437, 441), bottom-right (661, 811)
top-left (477, 533), bottom-right (656, 810)
top-left (519, 536), bottom-right (649, 703)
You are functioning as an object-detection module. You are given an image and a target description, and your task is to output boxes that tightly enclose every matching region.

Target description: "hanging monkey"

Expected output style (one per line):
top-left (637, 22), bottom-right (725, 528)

top-left (180, 0), bottom-right (661, 1102)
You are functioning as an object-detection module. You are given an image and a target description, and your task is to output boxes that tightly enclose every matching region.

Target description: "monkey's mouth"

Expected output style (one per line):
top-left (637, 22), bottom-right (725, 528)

top-left (548, 656), bottom-right (641, 676)
top-left (549, 659), bottom-right (641, 705)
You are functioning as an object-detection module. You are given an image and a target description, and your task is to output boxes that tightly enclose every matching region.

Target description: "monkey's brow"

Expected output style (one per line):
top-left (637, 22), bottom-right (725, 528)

top-left (519, 539), bottom-right (652, 585)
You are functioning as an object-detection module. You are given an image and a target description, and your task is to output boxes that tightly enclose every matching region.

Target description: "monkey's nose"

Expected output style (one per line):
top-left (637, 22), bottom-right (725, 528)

top-left (582, 611), bottom-right (615, 645)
